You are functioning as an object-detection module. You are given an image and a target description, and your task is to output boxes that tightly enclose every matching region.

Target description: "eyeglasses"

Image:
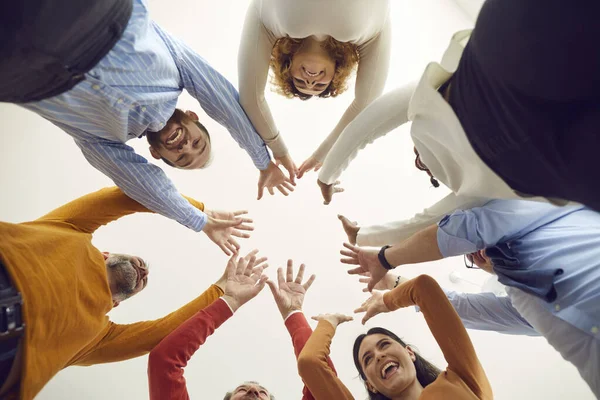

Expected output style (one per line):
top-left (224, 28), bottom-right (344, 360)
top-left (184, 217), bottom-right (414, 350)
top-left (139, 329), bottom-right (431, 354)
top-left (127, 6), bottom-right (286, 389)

top-left (464, 254), bottom-right (480, 269)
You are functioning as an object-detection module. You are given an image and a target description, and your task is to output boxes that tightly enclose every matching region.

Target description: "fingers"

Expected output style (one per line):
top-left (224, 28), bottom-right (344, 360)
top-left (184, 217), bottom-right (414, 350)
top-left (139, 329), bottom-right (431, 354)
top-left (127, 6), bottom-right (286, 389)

top-left (231, 229), bottom-right (251, 239)
top-left (235, 221), bottom-right (254, 231)
top-left (367, 279), bottom-right (376, 293)
top-left (243, 249), bottom-right (259, 260)
top-left (276, 185), bottom-right (290, 197)
top-left (219, 242), bottom-right (233, 256)
top-left (359, 277), bottom-right (369, 283)
top-left (334, 187), bottom-right (345, 194)
top-left (303, 274), bottom-right (316, 291)
top-left (228, 238), bottom-right (240, 252)
top-left (233, 210), bottom-right (248, 217)
top-left (253, 256), bottom-right (268, 269)
top-left (358, 271), bottom-right (371, 277)
top-left (244, 256), bottom-right (257, 276)
top-left (340, 249), bottom-right (357, 258)
top-left (257, 184), bottom-right (264, 200)
top-left (286, 259), bottom-right (293, 282)
top-left (295, 263), bottom-right (305, 284)
top-left (347, 266), bottom-right (364, 275)
top-left (314, 163), bottom-right (322, 172)
top-left (281, 181), bottom-right (295, 191)
top-left (268, 186), bottom-right (275, 196)
top-left (235, 256), bottom-right (247, 276)
top-left (277, 267), bottom-right (285, 288)
top-left (341, 257), bottom-right (360, 265)
top-left (266, 279), bottom-right (278, 297)
top-left (343, 242), bottom-right (361, 253)
top-left (225, 253), bottom-right (238, 278)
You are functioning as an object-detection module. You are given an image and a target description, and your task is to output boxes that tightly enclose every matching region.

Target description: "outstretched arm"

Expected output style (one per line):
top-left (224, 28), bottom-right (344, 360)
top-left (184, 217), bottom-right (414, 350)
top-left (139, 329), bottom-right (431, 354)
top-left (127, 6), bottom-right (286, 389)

top-left (154, 22), bottom-right (271, 170)
top-left (317, 83), bottom-right (414, 186)
top-left (312, 18), bottom-right (393, 165)
top-left (236, 2), bottom-right (287, 158)
top-left (297, 321), bottom-right (354, 400)
top-left (147, 298), bottom-right (233, 400)
top-left (384, 275), bottom-right (493, 399)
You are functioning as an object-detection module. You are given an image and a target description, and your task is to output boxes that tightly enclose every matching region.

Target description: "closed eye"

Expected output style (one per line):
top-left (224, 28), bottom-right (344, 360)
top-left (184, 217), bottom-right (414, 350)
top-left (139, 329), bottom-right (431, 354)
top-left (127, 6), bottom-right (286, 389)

top-left (193, 138), bottom-right (201, 148)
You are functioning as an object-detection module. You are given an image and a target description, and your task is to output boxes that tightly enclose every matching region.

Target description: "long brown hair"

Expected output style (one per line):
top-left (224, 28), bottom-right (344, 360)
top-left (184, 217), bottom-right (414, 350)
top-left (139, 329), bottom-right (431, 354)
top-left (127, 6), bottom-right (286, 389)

top-left (270, 36), bottom-right (359, 100)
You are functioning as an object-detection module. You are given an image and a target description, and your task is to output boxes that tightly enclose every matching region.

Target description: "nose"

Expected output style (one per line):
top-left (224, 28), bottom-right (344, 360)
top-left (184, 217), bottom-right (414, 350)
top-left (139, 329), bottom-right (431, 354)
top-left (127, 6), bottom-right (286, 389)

top-left (178, 137), bottom-right (191, 153)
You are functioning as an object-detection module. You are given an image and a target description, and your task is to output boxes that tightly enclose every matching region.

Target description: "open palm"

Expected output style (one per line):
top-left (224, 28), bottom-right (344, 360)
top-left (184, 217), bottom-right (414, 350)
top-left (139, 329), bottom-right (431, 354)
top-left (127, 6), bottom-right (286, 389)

top-left (268, 260), bottom-right (315, 319)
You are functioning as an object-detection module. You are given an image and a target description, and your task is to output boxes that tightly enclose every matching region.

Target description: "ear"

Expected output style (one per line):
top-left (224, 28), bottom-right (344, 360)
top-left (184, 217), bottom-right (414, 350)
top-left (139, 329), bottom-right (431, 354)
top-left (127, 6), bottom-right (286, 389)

top-left (112, 300), bottom-right (120, 308)
top-left (149, 146), bottom-right (161, 160)
top-left (405, 345), bottom-right (417, 362)
top-left (185, 110), bottom-right (199, 121)
top-left (366, 381), bottom-right (378, 394)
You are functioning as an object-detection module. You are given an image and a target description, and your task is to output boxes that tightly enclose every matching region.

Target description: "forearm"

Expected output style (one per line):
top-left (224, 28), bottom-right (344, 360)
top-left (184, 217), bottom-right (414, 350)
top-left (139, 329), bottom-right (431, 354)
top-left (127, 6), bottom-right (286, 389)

top-left (74, 285), bottom-right (224, 365)
top-left (385, 224), bottom-right (443, 268)
top-left (357, 194), bottom-right (488, 247)
top-left (148, 299), bottom-right (233, 400)
top-left (74, 139), bottom-right (207, 231)
top-left (318, 86), bottom-right (414, 185)
top-left (297, 321), bottom-right (353, 400)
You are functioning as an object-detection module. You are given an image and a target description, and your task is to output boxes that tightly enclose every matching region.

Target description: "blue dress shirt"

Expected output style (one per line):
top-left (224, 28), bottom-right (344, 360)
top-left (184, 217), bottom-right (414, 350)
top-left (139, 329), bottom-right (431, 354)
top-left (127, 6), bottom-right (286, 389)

top-left (436, 200), bottom-right (600, 340)
top-left (22, 0), bottom-right (270, 232)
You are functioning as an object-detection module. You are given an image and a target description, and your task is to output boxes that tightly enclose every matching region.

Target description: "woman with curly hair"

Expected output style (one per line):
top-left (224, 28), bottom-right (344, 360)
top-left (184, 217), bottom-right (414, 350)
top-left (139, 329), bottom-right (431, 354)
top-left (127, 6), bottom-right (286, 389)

top-left (238, 0), bottom-right (391, 182)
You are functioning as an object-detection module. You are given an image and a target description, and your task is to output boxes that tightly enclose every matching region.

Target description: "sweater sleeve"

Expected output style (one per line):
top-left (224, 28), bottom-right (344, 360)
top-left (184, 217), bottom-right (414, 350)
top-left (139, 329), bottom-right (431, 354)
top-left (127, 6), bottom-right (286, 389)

top-left (237, 1), bottom-right (288, 157)
top-left (383, 275), bottom-right (492, 399)
top-left (147, 298), bottom-right (233, 400)
top-left (357, 194), bottom-right (488, 247)
top-left (72, 285), bottom-right (223, 366)
top-left (311, 18), bottom-right (392, 163)
top-left (285, 313), bottom-right (338, 400)
top-left (318, 83), bottom-right (415, 185)
top-left (297, 321), bottom-right (354, 400)
top-left (36, 186), bottom-right (204, 234)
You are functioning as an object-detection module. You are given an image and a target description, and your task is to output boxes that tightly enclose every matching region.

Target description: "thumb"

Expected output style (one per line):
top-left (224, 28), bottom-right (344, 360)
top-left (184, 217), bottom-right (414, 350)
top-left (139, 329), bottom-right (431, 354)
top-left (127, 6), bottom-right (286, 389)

top-left (257, 184), bottom-right (264, 200)
top-left (266, 279), bottom-right (278, 297)
top-left (362, 308), bottom-right (375, 325)
top-left (367, 279), bottom-right (375, 293)
top-left (256, 275), bottom-right (268, 291)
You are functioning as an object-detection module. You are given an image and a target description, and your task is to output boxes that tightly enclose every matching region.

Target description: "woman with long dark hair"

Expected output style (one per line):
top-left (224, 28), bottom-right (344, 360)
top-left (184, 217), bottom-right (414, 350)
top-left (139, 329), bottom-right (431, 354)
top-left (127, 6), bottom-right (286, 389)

top-left (237, 0), bottom-right (391, 184)
top-left (297, 275), bottom-right (493, 399)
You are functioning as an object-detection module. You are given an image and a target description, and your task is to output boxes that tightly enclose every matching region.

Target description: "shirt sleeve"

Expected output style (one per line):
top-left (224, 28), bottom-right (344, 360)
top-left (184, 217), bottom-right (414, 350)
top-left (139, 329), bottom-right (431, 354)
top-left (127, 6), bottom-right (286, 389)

top-left (74, 136), bottom-right (208, 232)
top-left (297, 321), bottom-right (354, 400)
top-left (436, 199), bottom-right (570, 258)
top-left (154, 23), bottom-right (271, 170)
top-left (318, 83), bottom-right (415, 185)
top-left (442, 290), bottom-right (540, 336)
top-left (36, 186), bottom-right (204, 234)
top-left (383, 275), bottom-right (493, 399)
top-left (357, 194), bottom-right (488, 247)
top-left (147, 298), bottom-right (233, 400)
top-left (312, 18), bottom-right (392, 163)
top-left (284, 313), bottom-right (338, 400)
top-left (72, 285), bottom-right (223, 366)
top-left (237, 1), bottom-right (288, 158)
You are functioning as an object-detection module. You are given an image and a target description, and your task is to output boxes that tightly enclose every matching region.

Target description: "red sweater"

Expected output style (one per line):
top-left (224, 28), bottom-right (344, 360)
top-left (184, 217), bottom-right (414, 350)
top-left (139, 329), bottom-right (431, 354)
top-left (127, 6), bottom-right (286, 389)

top-left (147, 299), bottom-right (335, 399)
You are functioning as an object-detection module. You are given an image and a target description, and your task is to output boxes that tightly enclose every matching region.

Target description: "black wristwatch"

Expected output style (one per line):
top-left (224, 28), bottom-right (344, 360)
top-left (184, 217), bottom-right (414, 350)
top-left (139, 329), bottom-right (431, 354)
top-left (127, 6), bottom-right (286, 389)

top-left (378, 245), bottom-right (394, 270)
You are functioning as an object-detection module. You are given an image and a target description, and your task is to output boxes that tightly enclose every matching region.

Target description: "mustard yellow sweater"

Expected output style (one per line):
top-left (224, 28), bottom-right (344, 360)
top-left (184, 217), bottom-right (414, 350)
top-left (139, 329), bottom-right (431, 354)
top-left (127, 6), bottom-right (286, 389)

top-left (0, 187), bottom-right (223, 399)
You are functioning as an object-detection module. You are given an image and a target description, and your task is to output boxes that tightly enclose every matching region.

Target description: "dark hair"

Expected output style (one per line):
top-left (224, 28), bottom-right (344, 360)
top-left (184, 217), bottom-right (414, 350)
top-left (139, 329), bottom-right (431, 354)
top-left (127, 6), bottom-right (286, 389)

top-left (353, 327), bottom-right (441, 399)
top-left (146, 108), bottom-right (210, 167)
top-left (270, 36), bottom-right (359, 100)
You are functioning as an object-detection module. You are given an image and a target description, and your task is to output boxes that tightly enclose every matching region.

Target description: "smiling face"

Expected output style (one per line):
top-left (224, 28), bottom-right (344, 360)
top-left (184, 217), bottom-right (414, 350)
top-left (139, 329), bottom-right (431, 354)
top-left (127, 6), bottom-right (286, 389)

top-left (147, 109), bottom-right (212, 169)
top-left (358, 333), bottom-right (418, 397)
top-left (289, 48), bottom-right (335, 96)
top-left (103, 252), bottom-right (149, 306)
top-left (227, 382), bottom-right (271, 400)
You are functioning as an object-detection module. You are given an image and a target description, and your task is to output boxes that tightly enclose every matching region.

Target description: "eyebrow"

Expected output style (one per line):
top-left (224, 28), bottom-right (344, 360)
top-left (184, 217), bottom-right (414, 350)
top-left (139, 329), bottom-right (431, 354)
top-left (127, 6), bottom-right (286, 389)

top-left (361, 338), bottom-right (388, 364)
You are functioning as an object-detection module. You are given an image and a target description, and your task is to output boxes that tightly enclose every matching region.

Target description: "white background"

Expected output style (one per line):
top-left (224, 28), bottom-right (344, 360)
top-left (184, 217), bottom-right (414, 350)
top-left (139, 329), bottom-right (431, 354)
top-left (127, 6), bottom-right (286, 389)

top-left (0, 0), bottom-right (594, 399)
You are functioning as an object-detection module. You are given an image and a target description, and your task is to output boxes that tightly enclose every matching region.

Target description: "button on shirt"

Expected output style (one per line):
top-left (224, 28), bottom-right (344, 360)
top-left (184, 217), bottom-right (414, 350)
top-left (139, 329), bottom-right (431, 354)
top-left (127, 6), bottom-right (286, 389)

top-left (22, 0), bottom-right (270, 232)
top-left (436, 199), bottom-right (600, 339)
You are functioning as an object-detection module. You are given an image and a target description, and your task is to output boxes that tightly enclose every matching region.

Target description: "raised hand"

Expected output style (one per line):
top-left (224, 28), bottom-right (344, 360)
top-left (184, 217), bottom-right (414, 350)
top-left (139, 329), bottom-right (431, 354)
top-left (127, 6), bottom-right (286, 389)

top-left (354, 291), bottom-right (390, 325)
top-left (275, 154), bottom-right (298, 184)
top-left (203, 210), bottom-right (254, 255)
top-left (258, 161), bottom-right (296, 200)
top-left (317, 180), bottom-right (344, 205)
top-left (337, 214), bottom-right (359, 245)
top-left (222, 252), bottom-right (269, 312)
top-left (340, 242), bottom-right (389, 292)
top-left (311, 313), bottom-right (353, 329)
top-left (215, 249), bottom-right (268, 291)
top-left (297, 156), bottom-right (322, 179)
top-left (357, 271), bottom-right (403, 293)
top-left (267, 260), bottom-right (316, 319)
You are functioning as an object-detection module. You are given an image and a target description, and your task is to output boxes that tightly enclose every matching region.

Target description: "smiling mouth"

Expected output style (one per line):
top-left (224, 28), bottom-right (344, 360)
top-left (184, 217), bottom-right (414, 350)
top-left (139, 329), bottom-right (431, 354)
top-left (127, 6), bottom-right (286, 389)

top-left (165, 127), bottom-right (184, 147)
top-left (381, 361), bottom-right (399, 380)
top-left (303, 66), bottom-right (321, 77)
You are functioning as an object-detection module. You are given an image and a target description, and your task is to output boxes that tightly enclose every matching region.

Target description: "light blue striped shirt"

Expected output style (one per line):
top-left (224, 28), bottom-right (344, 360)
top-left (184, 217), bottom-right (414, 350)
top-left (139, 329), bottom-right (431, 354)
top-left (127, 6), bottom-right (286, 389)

top-left (437, 200), bottom-right (600, 340)
top-left (22, 0), bottom-right (270, 232)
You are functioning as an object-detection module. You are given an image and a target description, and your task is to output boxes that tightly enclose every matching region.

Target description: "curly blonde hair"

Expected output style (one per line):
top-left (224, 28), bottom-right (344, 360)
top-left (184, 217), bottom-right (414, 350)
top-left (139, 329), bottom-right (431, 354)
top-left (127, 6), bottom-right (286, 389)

top-left (269, 36), bottom-right (359, 100)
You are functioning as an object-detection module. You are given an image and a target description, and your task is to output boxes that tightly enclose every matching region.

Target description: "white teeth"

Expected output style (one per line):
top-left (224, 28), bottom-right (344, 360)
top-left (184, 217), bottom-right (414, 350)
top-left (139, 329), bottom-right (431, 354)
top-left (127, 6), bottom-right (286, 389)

top-left (166, 128), bottom-right (182, 145)
top-left (381, 361), bottom-right (398, 379)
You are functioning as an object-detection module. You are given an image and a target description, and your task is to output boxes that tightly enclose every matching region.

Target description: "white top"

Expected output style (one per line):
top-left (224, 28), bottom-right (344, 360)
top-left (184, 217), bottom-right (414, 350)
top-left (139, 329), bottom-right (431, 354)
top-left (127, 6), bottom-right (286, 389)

top-left (238, 0), bottom-right (391, 158)
top-left (318, 30), bottom-right (560, 246)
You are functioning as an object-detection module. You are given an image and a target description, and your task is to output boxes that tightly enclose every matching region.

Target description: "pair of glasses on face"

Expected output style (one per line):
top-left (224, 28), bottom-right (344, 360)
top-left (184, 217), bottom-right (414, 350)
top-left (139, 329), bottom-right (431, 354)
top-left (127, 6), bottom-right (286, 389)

top-left (464, 254), bottom-right (480, 269)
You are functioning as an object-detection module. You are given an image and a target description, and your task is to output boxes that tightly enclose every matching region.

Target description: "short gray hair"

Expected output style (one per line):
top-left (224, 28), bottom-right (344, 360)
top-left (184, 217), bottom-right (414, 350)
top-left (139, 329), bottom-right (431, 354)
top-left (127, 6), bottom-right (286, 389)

top-left (223, 381), bottom-right (275, 400)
